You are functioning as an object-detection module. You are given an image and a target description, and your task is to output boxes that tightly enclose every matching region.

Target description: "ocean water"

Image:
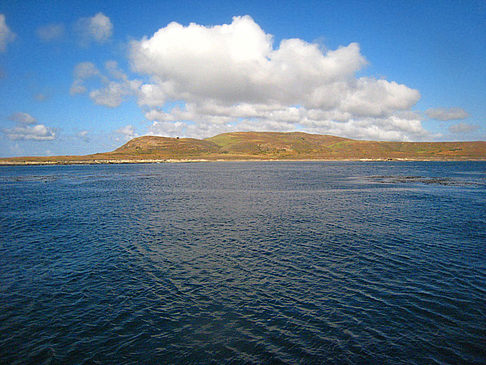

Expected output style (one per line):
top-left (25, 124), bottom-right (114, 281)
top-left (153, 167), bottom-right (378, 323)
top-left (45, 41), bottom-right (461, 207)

top-left (0, 161), bottom-right (485, 364)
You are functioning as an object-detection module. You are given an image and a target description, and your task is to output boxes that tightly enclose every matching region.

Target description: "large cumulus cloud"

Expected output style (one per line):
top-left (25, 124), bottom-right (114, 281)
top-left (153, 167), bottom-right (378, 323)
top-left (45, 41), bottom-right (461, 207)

top-left (127, 16), bottom-right (425, 141)
top-left (73, 16), bottom-right (430, 141)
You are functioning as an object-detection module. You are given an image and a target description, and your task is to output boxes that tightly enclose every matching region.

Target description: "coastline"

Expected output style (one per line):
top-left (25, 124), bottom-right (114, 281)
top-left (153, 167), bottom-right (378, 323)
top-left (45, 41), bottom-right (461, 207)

top-left (1, 157), bottom-right (486, 166)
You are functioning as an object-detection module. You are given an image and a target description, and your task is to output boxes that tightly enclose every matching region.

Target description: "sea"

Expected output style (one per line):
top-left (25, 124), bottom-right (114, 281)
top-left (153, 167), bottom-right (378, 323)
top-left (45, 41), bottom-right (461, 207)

top-left (0, 161), bottom-right (485, 364)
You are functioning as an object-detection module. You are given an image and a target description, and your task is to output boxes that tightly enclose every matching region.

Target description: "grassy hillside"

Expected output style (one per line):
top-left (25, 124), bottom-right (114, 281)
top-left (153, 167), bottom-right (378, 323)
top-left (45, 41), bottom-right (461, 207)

top-left (1, 132), bottom-right (485, 164)
top-left (111, 136), bottom-right (220, 158)
top-left (205, 132), bottom-right (486, 160)
top-left (206, 132), bottom-right (348, 157)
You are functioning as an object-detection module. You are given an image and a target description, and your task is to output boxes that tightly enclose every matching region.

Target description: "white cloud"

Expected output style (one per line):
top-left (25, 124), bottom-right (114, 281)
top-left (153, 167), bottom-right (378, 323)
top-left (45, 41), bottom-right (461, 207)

top-left (36, 23), bottom-right (64, 41)
top-left (425, 107), bottom-right (469, 121)
top-left (76, 130), bottom-right (90, 142)
top-left (70, 62), bottom-right (101, 95)
top-left (3, 112), bottom-right (57, 141)
top-left (70, 61), bottom-right (141, 106)
top-left (89, 79), bottom-right (141, 107)
top-left (72, 16), bottom-right (429, 140)
top-left (128, 16), bottom-right (426, 141)
top-left (146, 101), bottom-right (429, 141)
top-left (448, 122), bottom-right (479, 134)
top-left (73, 61), bottom-right (100, 79)
top-left (129, 17), bottom-right (373, 107)
top-left (70, 80), bottom-right (87, 95)
top-left (137, 83), bottom-right (167, 106)
top-left (8, 112), bottom-right (37, 124)
top-left (115, 124), bottom-right (137, 141)
top-left (3, 124), bottom-right (57, 141)
top-left (35, 93), bottom-right (48, 101)
top-left (76, 12), bottom-right (113, 45)
top-left (105, 60), bottom-right (126, 79)
top-left (0, 14), bottom-right (16, 52)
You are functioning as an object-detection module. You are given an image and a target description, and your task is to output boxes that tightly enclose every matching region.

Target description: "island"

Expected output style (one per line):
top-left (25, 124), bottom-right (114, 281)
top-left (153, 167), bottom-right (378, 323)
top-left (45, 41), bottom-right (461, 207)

top-left (1, 132), bottom-right (485, 165)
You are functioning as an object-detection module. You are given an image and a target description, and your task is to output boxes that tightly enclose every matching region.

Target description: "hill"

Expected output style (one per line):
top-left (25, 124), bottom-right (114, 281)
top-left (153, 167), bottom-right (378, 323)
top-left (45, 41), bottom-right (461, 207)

top-left (1, 132), bottom-right (485, 164)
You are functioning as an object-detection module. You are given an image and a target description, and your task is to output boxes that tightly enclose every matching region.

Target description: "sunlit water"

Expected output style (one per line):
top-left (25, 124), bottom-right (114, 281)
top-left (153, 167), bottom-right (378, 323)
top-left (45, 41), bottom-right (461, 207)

top-left (1, 161), bottom-right (485, 364)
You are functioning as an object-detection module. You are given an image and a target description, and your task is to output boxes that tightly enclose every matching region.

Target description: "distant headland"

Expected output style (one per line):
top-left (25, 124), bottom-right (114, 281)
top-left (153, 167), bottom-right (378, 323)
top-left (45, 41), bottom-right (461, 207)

top-left (1, 132), bottom-right (485, 165)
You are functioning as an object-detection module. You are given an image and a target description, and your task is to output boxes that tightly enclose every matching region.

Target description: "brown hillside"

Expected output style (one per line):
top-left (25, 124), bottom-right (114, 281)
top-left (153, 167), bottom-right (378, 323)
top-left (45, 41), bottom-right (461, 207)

top-left (110, 135), bottom-right (220, 158)
top-left (205, 132), bottom-right (486, 160)
top-left (0, 132), bottom-right (485, 164)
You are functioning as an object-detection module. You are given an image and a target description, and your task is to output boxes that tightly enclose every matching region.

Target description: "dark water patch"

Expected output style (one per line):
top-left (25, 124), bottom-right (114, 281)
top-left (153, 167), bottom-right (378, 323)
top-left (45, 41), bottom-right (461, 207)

top-left (0, 175), bottom-right (60, 183)
top-left (365, 175), bottom-right (483, 186)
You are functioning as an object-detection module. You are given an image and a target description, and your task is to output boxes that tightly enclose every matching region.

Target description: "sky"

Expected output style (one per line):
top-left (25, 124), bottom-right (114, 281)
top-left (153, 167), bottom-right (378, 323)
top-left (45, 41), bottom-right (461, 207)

top-left (0, 0), bottom-right (485, 157)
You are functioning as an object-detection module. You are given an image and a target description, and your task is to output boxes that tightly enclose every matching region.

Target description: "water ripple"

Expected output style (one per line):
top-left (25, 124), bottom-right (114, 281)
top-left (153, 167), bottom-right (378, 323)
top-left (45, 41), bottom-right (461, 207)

top-left (1, 161), bottom-right (485, 363)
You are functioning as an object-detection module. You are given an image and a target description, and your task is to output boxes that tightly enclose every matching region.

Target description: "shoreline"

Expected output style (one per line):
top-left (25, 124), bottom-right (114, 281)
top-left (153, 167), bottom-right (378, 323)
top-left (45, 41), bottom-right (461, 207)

top-left (1, 157), bottom-right (486, 166)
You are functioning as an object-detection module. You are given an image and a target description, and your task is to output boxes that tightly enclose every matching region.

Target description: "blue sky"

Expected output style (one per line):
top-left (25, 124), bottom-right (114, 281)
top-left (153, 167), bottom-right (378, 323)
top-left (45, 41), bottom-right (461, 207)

top-left (0, 0), bottom-right (484, 157)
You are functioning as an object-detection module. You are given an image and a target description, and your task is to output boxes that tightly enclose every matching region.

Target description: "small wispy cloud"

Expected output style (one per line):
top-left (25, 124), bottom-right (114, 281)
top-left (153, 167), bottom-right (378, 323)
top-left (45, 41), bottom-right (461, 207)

top-left (0, 14), bottom-right (16, 52)
top-left (70, 61), bottom-right (101, 95)
top-left (448, 122), bottom-right (479, 134)
top-left (115, 124), bottom-right (136, 141)
top-left (426, 107), bottom-right (469, 121)
top-left (8, 112), bottom-right (37, 124)
top-left (36, 23), bottom-right (65, 42)
top-left (76, 130), bottom-right (90, 142)
top-left (75, 12), bottom-right (113, 45)
top-left (35, 93), bottom-right (49, 101)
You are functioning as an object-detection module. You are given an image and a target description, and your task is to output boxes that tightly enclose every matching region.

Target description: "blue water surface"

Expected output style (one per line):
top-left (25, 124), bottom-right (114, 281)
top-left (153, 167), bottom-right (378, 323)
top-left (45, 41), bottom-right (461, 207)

top-left (1, 161), bottom-right (485, 364)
